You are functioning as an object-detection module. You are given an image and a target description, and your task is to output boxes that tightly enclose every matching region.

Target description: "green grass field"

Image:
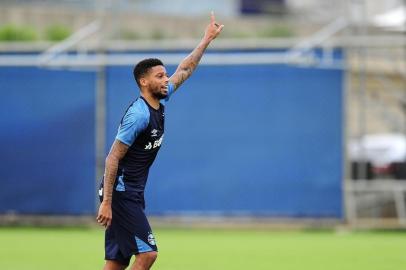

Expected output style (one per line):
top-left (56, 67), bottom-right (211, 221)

top-left (0, 227), bottom-right (405, 270)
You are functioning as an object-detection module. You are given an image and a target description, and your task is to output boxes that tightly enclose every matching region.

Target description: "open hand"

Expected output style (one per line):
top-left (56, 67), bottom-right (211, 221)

top-left (204, 11), bottom-right (224, 41)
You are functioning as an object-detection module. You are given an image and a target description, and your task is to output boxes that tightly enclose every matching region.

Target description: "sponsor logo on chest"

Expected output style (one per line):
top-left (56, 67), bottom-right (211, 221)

top-left (144, 134), bottom-right (164, 150)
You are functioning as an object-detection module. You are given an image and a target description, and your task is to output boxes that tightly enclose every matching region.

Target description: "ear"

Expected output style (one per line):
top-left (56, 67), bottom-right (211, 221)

top-left (140, 77), bottom-right (148, 87)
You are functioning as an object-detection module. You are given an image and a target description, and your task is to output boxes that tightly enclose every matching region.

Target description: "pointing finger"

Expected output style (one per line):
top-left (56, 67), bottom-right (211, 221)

top-left (211, 11), bottom-right (215, 23)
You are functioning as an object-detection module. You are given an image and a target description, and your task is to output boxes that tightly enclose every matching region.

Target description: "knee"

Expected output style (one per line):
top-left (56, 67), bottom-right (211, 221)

top-left (138, 251), bottom-right (158, 265)
top-left (147, 251), bottom-right (158, 263)
top-left (103, 260), bottom-right (126, 270)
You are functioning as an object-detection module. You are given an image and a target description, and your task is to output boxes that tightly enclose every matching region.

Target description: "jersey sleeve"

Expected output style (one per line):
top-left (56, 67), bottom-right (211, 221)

top-left (115, 101), bottom-right (150, 146)
top-left (163, 82), bottom-right (175, 102)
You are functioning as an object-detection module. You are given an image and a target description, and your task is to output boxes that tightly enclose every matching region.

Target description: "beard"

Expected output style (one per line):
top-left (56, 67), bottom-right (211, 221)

top-left (151, 89), bottom-right (168, 100)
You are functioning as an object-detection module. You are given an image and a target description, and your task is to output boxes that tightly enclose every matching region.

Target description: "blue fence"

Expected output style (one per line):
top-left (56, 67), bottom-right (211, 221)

top-left (0, 67), bottom-right (96, 214)
top-left (0, 51), bottom-right (343, 217)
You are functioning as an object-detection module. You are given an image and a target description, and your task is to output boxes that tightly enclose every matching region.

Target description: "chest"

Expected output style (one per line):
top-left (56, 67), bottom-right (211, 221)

top-left (134, 107), bottom-right (165, 151)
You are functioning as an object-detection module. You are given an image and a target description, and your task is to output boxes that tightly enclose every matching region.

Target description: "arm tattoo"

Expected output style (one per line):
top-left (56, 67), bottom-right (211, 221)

top-left (171, 39), bottom-right (210, 90)
top-left (102, 140), bottom-right (129, 203)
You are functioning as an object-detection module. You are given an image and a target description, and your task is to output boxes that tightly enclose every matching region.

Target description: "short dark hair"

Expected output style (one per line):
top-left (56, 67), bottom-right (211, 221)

top-left (133, 58), bottom-right (164, 87)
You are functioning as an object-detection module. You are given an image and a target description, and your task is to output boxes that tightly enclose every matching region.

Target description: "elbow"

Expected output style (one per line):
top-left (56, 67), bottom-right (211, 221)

top-left (105, 155), bottom-right (119, 167)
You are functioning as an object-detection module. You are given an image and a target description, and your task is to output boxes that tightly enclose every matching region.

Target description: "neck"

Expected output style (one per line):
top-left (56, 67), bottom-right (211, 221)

top-left (140, 92), bottom-right (160, 110)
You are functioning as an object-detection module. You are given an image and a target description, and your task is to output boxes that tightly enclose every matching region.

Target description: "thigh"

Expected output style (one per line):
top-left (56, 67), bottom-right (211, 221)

top-left (112, 194), bottom-right (158, 257)
top-left (105, 225), bottom-right (132, 266)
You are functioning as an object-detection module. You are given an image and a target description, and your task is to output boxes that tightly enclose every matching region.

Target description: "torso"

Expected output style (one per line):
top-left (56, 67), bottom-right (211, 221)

top-left (116, 97), bottom-right (166, 206)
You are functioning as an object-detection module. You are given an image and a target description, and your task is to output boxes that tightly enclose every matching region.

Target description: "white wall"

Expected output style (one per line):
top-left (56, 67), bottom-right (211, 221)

top-left (132, 0), bottom-right (240, 18)
top-left (286, 0), bottom-right (404, 22)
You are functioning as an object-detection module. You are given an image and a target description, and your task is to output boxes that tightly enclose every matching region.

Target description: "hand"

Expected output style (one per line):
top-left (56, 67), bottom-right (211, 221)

top-left (96, 201), bottom-right (112, 228)
top-left (203, 11), bottom-right (224, 42)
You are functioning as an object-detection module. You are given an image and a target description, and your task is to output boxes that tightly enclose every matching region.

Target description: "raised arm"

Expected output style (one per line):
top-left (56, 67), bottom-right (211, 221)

top-left (97, 140), bottom-right (129, 227)
top-left (170, 11), bottom-right (224, 90)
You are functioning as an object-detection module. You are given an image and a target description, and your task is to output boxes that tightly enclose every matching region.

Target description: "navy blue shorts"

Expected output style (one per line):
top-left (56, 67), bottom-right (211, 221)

top-left (99, 184), bottom-right (157, 266)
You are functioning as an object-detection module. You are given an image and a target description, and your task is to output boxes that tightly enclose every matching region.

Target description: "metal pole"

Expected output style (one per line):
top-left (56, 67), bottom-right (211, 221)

top-left (403, 0), bottom-right (406, 137)
top-left (356, 0), bottom-right (368, 180)
top-left (95, 65), bottom-right (106, 213)
top-left (94, 0), bottom-right (107, 214)
top-left (394, 190), bottom-right (406, 226)
top-left (343, 0), bottom-right (351, 224)
top-left (344, 0), bottom-right (359, 224)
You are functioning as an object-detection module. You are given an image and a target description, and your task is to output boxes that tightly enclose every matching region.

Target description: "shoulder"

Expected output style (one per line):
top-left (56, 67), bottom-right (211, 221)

top-left (125, 98), bottom-right (150, 122)
top-left (129, 98), bottom-right (149, 117)
top-left (116, 98), bottom-right (150, 146)
top-left (120, 98), bottom-right (150, 131)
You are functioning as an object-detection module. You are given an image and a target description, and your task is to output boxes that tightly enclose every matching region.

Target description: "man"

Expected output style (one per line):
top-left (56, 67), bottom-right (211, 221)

top-left (96, 12), bottom-right (224, 270)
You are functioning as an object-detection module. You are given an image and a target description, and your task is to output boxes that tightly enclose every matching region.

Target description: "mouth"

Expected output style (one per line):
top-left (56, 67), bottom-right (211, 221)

top-left (161, 85), bottom-right (168, 92)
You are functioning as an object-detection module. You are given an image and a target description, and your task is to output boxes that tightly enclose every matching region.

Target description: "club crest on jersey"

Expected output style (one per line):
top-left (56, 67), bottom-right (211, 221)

top-left (144, 135), bottom-right (164, 150)
top-left (147, 232), bottom-right (156, 246)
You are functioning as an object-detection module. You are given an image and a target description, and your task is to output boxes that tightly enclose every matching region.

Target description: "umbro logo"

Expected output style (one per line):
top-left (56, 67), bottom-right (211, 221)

top-left (151, 129), bottom-right (158, 137)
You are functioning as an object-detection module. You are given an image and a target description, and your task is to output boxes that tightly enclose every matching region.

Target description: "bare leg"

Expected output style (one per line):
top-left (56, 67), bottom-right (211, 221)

top-left (130, 252), bottom-right (158, 270)
top-left (103, 260), bottom-right (127, 270)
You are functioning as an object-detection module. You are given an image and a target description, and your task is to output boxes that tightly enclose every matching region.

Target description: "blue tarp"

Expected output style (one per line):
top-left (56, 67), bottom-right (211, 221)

top-left (0, 51), bottom-right (343, 217)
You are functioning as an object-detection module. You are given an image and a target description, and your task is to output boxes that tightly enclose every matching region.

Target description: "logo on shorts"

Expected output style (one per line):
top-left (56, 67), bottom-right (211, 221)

top-left (147, 233), bottom-right (156, 246)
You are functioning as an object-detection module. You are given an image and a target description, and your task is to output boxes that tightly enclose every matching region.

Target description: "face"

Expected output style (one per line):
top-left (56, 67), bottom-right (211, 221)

top-left (140, 65), bottom-right (169, 100)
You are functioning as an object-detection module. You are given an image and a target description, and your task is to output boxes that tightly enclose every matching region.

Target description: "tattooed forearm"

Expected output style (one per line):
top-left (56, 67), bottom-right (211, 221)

top-left (170, 39), bottom-right (210, 90)
top-left (102, 140), bottom-right (129, 204)
top-left (169, 12), bottom-right (223, 91)
top-left (102, 157), bottom-right (118, 203)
